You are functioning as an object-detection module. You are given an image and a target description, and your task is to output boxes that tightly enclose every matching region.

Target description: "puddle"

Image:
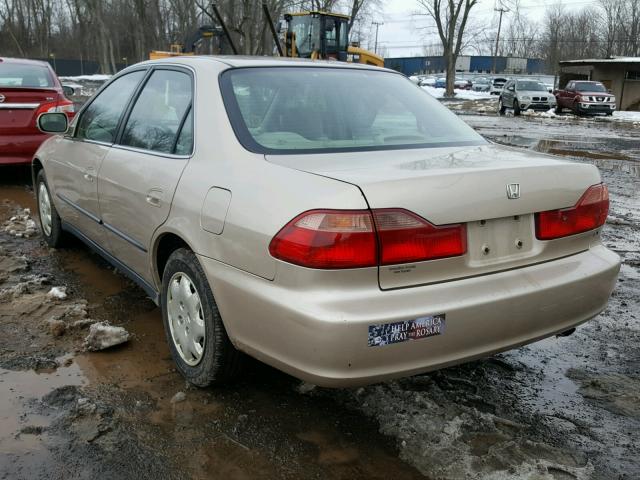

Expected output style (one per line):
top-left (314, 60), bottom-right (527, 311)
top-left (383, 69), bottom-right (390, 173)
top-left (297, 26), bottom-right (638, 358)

top-left (0, 362), bottom-right (85, 456)
top-left (0, 185), bottom-right (36, 223)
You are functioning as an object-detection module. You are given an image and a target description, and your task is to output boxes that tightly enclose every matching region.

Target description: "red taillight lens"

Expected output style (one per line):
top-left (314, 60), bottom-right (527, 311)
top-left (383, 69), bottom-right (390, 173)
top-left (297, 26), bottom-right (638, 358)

top-left (268, 210), bottom-right (377, 269)
top-left (535, 183), bottom-right (609, 240)
top-left (35, 99), bottom-right (75, 118)
top-left (373, 209), bottom-right (466, 265)
top-left (269, 208), bottom-right (467, 269)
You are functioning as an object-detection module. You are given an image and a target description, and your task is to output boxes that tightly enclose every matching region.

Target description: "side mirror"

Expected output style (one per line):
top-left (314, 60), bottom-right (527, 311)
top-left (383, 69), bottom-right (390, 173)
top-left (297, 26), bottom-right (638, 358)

top-left (62, 85), bottom-right (75, 97)
top-left (37, 112), bottom-right (68, 134)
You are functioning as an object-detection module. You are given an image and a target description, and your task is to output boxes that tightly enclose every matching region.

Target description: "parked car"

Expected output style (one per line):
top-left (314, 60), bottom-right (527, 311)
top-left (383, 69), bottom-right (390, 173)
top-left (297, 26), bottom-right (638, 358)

top-left (489, 77), bottom-right (508, 95)
top-left (434, 77), bottom-right (446, 88)
top-left (472, 77), bottom-right (491, 92)
top-left (0, 57), bottom-right (76, 165)
top-left (555, 80), bottom-right (616, 116)
top-left (499, 79), bottom-right (557, 116)
top-left (454, 78), bottom-right (470, 90)
top-left (418, 76), bottom-right (436, 87)
top-left (33, 57), bottom-right (620, 387)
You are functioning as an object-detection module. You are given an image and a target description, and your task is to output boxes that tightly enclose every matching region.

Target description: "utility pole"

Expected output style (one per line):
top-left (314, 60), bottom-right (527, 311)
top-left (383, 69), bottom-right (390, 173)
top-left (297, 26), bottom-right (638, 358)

top-left (372, 21), bottom-right (383, 55)
top-left (492, 3), bottom-right (509, 74)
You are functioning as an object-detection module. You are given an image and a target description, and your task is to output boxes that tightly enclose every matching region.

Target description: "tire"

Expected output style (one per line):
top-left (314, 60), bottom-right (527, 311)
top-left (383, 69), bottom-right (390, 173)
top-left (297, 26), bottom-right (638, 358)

top-left (554, 105), bottom-right (563, 114)
top-left (606, 112), bottom-right (613, 116)
top-left (572, 102), bottom-right (582, 116)
top-left (161, 248), bottom-right (243, 387)
top-left (498, 97), bottom-right (506, 115)
top-left (513, 99), bottom-right (521, 116)
top-left (35, 169), bottom-right (67, 248)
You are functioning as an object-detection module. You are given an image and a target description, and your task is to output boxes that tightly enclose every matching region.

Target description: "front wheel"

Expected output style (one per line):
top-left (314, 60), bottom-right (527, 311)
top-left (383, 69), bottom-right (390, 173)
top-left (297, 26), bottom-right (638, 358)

top-left (36, 170), bottom-right (67, 248)
top-left (554, 105), bottom-right (563, 114)
top-left (161, 248), bottom-right (243, 387)
top-left (513, 99), bottom-right (521, 116)
top-left (498, 97), bottom-right (506, 115)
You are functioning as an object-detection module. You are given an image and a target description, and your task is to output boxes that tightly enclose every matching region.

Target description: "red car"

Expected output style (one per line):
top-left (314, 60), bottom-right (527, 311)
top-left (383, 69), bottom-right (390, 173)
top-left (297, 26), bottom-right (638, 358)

top-left (0, 57), bottom-right (75, 165)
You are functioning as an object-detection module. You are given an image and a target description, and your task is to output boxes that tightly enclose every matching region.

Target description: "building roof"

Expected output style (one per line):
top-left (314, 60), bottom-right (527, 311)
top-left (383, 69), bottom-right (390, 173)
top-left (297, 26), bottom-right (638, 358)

top-left (560, 57), bottom-right (640, 65)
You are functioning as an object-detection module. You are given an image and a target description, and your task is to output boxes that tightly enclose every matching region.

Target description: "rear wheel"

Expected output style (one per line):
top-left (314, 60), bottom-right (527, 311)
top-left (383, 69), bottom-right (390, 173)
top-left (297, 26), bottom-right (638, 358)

top-left (36, 170), bottom-right (67, 248)
top-left (513, 99), bottom-right (521, 116)
top-left (498, 97), bottom-right (506, 115)
top-left (161, 248), bottom-right (243, 387)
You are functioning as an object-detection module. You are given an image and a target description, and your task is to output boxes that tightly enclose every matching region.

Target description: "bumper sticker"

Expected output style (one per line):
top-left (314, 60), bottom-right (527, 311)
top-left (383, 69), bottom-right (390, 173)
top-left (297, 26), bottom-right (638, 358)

top-left (368, 314), bottom-right (446, 347)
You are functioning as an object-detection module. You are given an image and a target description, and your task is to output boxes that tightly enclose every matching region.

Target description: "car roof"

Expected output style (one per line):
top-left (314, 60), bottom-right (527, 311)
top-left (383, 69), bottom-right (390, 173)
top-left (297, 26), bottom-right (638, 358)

top-left (137, 55), bottom-right (395, 73)
top-left (0, 57), bottom-right (52, 68)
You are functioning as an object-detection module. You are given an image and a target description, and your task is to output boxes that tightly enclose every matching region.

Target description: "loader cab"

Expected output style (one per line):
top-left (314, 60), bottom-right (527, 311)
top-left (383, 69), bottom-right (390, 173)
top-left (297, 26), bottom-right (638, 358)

top-left (284, 12), bottom-right (349, 61)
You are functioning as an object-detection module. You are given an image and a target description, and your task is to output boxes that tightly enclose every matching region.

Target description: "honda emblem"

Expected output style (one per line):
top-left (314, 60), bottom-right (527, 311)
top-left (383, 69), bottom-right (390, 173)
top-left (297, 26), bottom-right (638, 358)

top-left (506, 183), bottom-right (520, 199)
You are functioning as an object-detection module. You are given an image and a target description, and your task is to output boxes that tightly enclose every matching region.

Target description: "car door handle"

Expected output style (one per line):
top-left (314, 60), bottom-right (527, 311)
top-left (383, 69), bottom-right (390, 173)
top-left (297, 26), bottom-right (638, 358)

top-left (146, 189), bottom-right (163, 207)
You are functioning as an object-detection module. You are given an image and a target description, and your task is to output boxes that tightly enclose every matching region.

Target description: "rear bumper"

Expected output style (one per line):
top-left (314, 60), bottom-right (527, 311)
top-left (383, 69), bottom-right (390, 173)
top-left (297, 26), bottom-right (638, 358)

top-left (200, 246), bottom-right (620, 387)
top-left (0, 133), bottom-right (49, 165)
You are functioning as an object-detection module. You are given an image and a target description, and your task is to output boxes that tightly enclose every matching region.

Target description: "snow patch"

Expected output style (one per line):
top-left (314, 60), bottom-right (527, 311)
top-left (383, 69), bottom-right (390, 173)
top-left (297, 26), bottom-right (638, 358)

top-left (421, 85), bottom-right (493, 100)
top-left (84, 322), bottom-right (130, 351)
top-left (47, 286), bottom-right (67, 300)
top-left (3, 208), bottom-right (37, 238)
top-left (58, 74), bottom-right (111, 82)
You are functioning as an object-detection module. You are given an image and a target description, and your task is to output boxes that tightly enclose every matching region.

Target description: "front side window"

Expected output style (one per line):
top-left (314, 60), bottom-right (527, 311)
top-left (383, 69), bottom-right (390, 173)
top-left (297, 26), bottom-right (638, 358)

top-left (220, 67), bottom-right (486, 154)
top-left (0, 64), bottom-right (54, 88)
top-left (76, 70), bottom-right (145, 143)
top-left (120, 69), bottom-right (192, 154)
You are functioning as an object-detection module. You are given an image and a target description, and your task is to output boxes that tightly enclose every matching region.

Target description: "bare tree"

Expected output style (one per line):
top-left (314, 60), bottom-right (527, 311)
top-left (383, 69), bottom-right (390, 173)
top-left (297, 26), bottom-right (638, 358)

top-left (416, 0), bottom-right (479, 96)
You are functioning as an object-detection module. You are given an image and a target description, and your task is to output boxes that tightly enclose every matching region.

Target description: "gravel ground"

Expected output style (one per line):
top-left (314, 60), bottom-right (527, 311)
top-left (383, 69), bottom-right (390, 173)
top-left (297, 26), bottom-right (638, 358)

top-left (0, 103), bottom-right (638, 479)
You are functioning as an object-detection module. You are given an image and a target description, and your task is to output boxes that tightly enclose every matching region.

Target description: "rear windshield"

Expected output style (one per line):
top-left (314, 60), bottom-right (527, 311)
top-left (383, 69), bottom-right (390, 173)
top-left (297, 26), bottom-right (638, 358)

top-left (574, 82), bottom-right (606, 92)
top-left (0, 63), bottom-right (54, 88)
top-left (220, 67), bottom-right (486, 154)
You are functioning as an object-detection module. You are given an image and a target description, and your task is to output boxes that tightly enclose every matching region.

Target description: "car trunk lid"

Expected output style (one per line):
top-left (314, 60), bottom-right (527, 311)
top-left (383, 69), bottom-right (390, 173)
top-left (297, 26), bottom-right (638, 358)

top-left (0, 88), bottom-right (59, 130)
top-left (266, 144), bottom-right (602, 289)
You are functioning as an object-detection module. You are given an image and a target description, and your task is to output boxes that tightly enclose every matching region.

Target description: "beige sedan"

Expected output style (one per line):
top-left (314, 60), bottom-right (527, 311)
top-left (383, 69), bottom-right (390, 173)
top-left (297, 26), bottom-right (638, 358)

top-left (33, 57), bottom-right (620, 387)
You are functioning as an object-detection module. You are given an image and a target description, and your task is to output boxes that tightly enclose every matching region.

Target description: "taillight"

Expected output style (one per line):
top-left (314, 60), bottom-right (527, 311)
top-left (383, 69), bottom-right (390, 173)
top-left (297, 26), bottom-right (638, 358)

top-left (269, 208), bottom-right (466, 269)
top-left (373, 209), bottom-right (466, 265)
top-left (268, 210), bottom-right (377, 269)
top-left (35, 99), bottom-right (75, 118)
top-left (535, 183), bottom-right (609, 240)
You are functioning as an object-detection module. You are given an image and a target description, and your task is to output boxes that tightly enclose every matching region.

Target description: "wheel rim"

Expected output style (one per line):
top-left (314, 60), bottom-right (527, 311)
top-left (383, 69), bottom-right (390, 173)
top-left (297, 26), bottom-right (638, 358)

top-left (167, 272), bottom-right (206, 366)
top-left (38, 182), bottom-right (52, 237)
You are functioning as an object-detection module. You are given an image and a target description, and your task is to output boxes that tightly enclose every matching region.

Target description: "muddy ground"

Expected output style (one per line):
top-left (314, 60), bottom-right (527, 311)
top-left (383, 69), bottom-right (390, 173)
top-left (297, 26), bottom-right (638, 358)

top-left (1, 105), bottom-right (638, 480)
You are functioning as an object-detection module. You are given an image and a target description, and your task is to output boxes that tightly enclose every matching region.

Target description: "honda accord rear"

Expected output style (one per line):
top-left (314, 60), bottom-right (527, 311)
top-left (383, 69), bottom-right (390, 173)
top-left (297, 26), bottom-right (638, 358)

top-left (0, 57), bottom-right (74, 165)
top-left (33, 57), bottom-right (620, 388)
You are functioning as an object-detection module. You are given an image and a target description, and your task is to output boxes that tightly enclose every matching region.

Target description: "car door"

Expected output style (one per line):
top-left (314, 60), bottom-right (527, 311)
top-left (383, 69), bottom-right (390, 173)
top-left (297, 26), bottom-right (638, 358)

top-left (561, 81), bottom-right (574, 107)
top-left (502, 80), bottom-right (514, 104)
top-left (47, 70), bottom-right (146, 243)
top-left (97, 67), bottom-right (194, 284)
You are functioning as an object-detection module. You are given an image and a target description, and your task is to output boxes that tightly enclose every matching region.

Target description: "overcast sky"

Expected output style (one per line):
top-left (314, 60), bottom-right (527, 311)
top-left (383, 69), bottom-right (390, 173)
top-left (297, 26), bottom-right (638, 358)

top-left (371, 0), bottom-right (602, 58)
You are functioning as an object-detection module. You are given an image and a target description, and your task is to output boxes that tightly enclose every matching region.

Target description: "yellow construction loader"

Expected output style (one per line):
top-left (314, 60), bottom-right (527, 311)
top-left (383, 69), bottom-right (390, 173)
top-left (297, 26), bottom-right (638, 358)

top-left (150, 4), bottom-right (383, 68)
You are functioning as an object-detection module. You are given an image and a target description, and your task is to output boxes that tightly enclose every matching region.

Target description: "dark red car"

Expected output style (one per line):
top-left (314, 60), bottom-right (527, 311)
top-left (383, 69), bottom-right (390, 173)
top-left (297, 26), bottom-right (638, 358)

top-left (0, 57), bottom-right (75, 165)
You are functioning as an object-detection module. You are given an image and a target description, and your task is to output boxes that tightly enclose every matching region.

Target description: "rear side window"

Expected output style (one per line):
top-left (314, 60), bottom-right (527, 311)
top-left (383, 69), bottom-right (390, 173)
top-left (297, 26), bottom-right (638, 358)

top-left (76, 70), bottom-right (145, 143)
top-left (120, 69), bottom-right (192, 154)
top-left (174, 108), bottom-right (194, 155)
top-left (0, 64), bottom-right (54, 88)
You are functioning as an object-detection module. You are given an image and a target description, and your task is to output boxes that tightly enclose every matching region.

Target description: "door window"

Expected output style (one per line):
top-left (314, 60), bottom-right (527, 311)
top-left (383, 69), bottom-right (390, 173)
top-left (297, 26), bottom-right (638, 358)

top-left (75, 70), bottom-right (146, 143)
top-left (174, 108), bottom-right (194, 155)
top-left (120, 69), bottom-right (192, 154)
